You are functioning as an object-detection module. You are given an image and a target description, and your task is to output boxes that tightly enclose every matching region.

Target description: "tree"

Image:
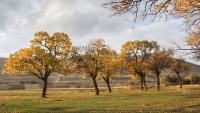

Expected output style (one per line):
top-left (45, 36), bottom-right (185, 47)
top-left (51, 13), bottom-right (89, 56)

top-left (146, 48), bottom-right (173, 91)
top-left (186, 31), bottom-right (200, 60)
top-left (104, 0), bottom-right (200, 63)
top-left (71, 39), bottom-right (112, 95)
top-left (3, 31), bottom-right (72, 98)
top-left (120, 40), bottom-right (158, 91)
top-left (103, 0), bottom-right (200, 30)
top-left (170, 57), bottom-right (189, 88)
top-left (171, 27), bottom-right (200, 61)
top-left (98, 50), bottom-right (119, 93)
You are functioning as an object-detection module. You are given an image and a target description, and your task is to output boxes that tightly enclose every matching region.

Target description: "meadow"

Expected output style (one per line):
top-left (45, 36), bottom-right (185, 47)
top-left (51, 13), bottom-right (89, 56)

top-left (0, 85), bottom-right (200, 113)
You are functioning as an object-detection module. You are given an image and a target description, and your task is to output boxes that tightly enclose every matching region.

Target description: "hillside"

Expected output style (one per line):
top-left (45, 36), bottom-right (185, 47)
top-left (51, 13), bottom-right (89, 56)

top-left (185, 61), bottom-right (200, 73)
top-left (1, 57), bottom-right (199, 74)
top-left (0, 57), bottom-right (7, 73)
top-left (0, 57), bottom-right (199, 90)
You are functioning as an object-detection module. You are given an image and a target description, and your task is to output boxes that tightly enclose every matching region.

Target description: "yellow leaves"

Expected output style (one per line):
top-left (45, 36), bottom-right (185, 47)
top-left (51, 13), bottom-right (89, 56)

top-left (121, 40), bottom-right (158, 60)
top-left (171, 57), bottom-right (189, 74)
top-left (72, 38), bottom-right (119, 79)
top-left (4, 31), bottom-right (72, 77)
top-left (121, 41), bottom-right (139, 55)
top-left (129, 73), bottom-right (140, 80)
top-left (120, 40), bottom-right (159, 78)
top-left (146, 48), bottom-right (173, 75)
top-left (187, 35), bottom-right (200, 46)
top-left (154, 2), bottom-right (164, 11)
top-left (31, 31), bottom-right (72, 56)
top-left (153, 0), bottom-right (197, 17)
top-left (104, 0), bottom-right (200, 34)
top-left (99, 56), bottom-right (120, 79)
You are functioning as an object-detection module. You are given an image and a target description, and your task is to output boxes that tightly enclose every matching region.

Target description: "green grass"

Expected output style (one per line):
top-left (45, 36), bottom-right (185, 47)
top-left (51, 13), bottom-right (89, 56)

top-left (0, 85), bottom-right (200, 113)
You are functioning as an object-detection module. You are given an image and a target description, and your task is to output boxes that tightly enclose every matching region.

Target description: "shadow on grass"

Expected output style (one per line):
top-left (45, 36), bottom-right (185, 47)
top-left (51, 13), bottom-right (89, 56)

top-left (167, 104), bottom-right (200, 113)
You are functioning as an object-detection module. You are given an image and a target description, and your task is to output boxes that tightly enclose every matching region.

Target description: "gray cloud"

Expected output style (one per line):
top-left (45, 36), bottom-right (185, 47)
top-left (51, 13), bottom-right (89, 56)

top-left (0, 0), bottom-right (198, 64)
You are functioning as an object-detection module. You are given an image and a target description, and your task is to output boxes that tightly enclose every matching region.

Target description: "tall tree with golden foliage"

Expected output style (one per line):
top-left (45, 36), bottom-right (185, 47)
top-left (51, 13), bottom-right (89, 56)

top-left (3, 31), bottom-right (72, 98)
top-left (120, 40), bottom-right (158, 91)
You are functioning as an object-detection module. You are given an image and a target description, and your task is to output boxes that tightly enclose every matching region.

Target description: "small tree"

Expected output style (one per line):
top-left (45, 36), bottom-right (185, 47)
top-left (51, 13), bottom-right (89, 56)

top-left (170, 57), bottom-right (189, 88)
top-left (147, 48), bottom-right (173, 90)
top-left (98, 51), bottom-right (119, 93)
top-left (3, 31), bottom-right (72, 98)
top-left (120, 40), bottom-right (158, 91)
top-left (71, 39), bottom-right (111, 95)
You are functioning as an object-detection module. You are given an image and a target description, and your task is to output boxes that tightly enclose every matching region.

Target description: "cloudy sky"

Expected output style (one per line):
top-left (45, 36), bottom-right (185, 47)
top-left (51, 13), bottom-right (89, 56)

top-left (0, 0), bottom-right (198, 64)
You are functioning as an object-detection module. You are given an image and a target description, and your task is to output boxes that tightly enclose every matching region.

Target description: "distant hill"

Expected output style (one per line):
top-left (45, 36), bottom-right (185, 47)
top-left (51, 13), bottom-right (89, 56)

top-left (0, 57), bottom-right (7, 73)
top-left (0, 57), bottom-right (200, 74)
top-left (185, 61), bottom-right (200, 74)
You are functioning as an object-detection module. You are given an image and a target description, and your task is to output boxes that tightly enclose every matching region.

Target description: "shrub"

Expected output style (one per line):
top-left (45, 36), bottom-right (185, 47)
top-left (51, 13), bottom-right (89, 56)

top-left (161, 74), bottom-right (179, 85)
top-left (183, 78), bottom-right (190, 85)
top-left (185, 74), bottom-right (200, 84)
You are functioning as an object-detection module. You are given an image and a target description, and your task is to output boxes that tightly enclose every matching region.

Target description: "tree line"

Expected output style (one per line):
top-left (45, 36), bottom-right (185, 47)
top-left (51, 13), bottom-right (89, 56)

top-left (3, 31), bottom-right (190, 98)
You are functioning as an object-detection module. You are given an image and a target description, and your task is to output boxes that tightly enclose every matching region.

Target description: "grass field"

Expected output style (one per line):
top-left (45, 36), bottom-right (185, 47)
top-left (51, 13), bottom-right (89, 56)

top-left (0, 85), bottom-right (200, 113)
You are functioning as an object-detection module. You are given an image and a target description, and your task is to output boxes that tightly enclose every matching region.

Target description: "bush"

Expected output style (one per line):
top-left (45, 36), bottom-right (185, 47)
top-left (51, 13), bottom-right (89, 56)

top-left (183, 79), bottom-right (190, 85)
top-left (161, 74), bottom-right (179, 85)
top-left (185, 74), bottom-right (200, 84)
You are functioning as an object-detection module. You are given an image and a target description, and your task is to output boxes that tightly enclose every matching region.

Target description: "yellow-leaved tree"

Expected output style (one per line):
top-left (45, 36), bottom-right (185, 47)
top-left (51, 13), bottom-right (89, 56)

top-left (71, 39), bottom-right (112, 95)
top-left (98, 49), bottom-right (120, 93)
top-left (170, 57), bottom-right (189, 88)
top-left (103, 0), bottom-right (200, 30)
top-left (104, 0), bottom-right (200, 65)
top-left (3, 31), bottom-right (72, 98)
top-left (120, 40), bottom-right (158, 91)
top-left (146, 48), bottom-right (173, 91)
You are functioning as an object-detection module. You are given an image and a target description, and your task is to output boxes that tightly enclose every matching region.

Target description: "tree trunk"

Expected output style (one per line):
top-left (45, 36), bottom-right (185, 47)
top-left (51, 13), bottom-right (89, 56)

top-left (177, 74), bottom-right (182, 89)
top-left (105, 78), bottom-right (111, 93)
top-left (156, 74), bottom-right (160, 91)
top-left (143, 75), bottom-right (148, 91)
top-left (140, 77), bottom-right (144, 90)
top-left (91, 77), bottom-right (99, 95)
top-left (41, 78), bottom-right (48, 98)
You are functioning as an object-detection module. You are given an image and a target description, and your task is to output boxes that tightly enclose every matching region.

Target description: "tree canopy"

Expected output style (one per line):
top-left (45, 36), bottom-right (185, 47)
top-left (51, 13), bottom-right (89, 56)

top-left (71, 38), bottom-right (113, 95)
top-left (98, 48), bottom-right (119, 93)
top-left (120, 40), bottom-right (158, 91)
top-left (146, 48), bottom-right (173, 90)
top-left (103, 0), bottom-right (200, 30)
top-left (103, 0), bottom-right (200, 63)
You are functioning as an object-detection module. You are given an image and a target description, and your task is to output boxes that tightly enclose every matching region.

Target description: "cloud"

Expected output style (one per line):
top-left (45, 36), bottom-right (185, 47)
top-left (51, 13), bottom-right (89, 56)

top-left (0, 0), bottom-right (198, 64)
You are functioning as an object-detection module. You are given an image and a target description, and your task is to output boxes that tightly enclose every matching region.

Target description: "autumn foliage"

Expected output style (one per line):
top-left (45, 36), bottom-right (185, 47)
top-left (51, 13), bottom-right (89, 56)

top-left (120, 40), bottom-right (158, 91)
top-left (3, 31), bottom-right (193, 97)
top-left (3, 31), bottom-right (72, 98)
